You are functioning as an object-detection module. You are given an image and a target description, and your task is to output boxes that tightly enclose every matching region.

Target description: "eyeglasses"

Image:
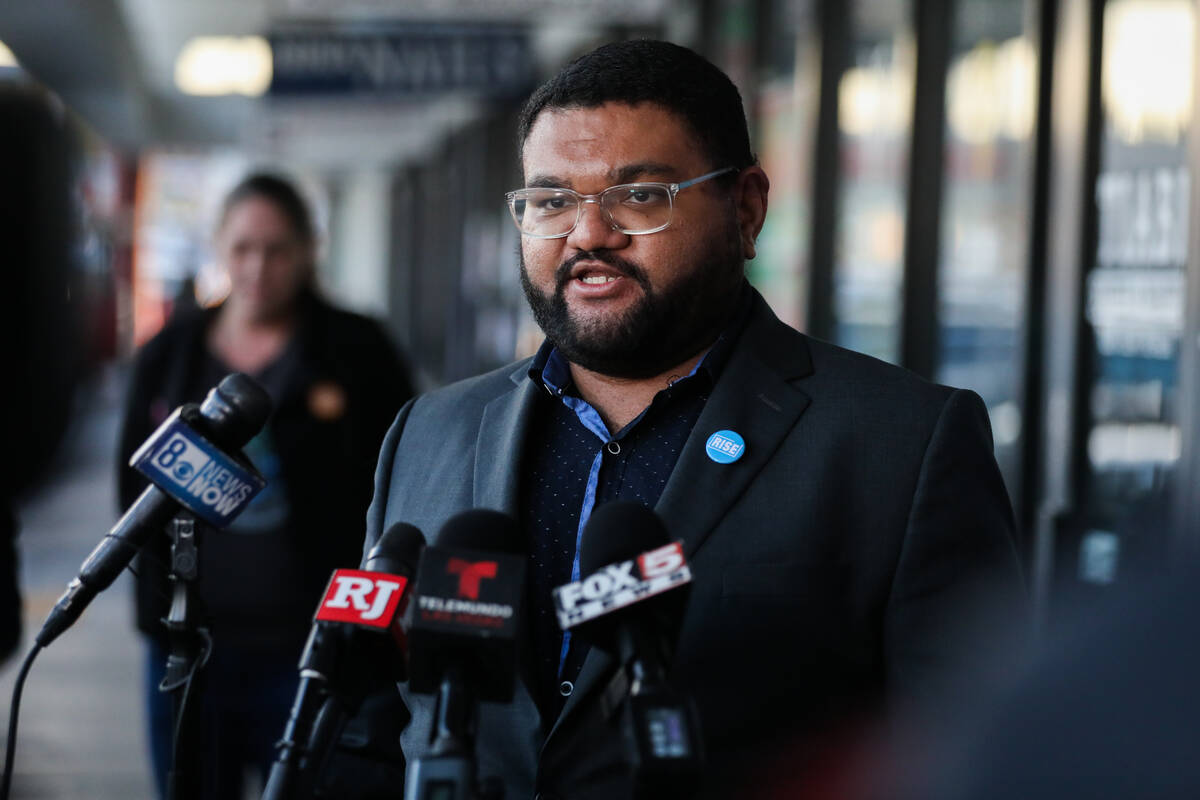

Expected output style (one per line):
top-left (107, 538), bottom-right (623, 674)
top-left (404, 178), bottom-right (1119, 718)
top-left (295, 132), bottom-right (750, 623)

top-left (505, 167), bottom-right (737, 239)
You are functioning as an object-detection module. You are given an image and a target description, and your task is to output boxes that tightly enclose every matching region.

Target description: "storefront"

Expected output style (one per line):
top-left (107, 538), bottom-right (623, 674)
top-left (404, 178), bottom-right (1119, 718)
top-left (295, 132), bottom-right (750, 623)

top-left (704, 0), bottom-right (1198, 622)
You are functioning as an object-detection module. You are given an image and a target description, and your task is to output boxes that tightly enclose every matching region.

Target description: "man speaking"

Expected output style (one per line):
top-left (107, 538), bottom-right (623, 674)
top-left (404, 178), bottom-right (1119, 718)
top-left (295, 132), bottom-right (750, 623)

top-left (363, 39), bottom-right (1026, 798)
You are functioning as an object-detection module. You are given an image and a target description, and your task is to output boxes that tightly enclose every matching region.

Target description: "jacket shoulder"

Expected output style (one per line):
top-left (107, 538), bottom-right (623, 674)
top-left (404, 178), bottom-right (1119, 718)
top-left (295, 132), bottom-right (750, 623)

top-left (133, 308), bottom-right (209, 364)
top-left (740, 288), bottom-right (958, 413)
top-left (406, 359), bottom-right (533, 422)
top-left (380, 358), bottom-right (533, 476)
top-left (307, 297), bottom-right (395, 350)
top-left (802, 335), bottom-right (956, 405)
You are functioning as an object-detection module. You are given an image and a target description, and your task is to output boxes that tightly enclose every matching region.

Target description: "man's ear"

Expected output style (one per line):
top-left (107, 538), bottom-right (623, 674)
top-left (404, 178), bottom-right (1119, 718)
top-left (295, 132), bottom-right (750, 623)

top-left (734, 166), bottom-right (770, 260)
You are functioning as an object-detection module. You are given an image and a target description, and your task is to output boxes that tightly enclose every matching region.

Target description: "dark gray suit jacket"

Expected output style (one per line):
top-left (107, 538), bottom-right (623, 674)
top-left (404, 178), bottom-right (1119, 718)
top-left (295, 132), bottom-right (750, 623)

top-left (363, 290), bottom-right (1026, 799)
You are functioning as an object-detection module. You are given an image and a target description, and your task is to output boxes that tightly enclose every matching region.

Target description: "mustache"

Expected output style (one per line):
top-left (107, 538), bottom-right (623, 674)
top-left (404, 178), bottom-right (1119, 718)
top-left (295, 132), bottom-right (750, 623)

top-left (554, 251), bottom-right (650, 293)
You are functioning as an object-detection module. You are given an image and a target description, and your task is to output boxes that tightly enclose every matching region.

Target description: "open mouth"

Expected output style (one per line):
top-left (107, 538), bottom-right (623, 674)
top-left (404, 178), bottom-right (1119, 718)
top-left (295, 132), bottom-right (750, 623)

top-left (554, 254), bottom-right (644, 295)
top-left (569, 262), bottom-right (628, 286)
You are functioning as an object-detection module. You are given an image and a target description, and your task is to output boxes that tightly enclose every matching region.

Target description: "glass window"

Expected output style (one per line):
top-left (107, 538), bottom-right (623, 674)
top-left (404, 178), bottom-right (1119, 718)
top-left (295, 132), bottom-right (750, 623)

top-left (935, 0), bottom-right (1037, 488)
top-left (750, 0), bottom-right (820, 330)
top-left (833, 0), bottom-right (915, 363)
top-left (1082, 0), bottom-right (1192, 575)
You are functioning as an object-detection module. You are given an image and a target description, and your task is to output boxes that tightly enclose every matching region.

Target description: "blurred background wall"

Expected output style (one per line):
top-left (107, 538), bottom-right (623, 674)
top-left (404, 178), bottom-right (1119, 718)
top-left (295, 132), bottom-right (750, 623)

top-left (0, 0), bottom-right (1196, 647)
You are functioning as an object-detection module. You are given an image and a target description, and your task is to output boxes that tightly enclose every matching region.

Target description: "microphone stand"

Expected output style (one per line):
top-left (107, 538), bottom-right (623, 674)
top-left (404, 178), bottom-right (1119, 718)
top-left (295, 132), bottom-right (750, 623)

top-left (263, 618), bottom-right (407, 799)
top-left (404, 663), bottom-right (503, 800)
top-left (262, 623), bottom-right (340, 800)
top-left (161, 513), bottom-right (212, 800)
top-left (612, 626), bottom-right (703, 800)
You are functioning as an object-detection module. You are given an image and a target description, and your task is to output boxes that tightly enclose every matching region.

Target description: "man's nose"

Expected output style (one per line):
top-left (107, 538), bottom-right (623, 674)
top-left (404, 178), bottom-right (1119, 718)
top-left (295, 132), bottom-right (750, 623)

top-left (565, 200), bottom-right (630, 252)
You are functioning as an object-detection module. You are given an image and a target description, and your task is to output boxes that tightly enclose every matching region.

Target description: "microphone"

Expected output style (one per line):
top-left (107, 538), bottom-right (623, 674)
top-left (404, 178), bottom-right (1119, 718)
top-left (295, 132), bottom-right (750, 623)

top-left (554, 501), bottom-right (701, 799)
top-left (37, 373), bottom-right (271, 647)
top-left (404, 509), bottom-right (525, 800)
top-left (263, 521), bottom-right (425, 800)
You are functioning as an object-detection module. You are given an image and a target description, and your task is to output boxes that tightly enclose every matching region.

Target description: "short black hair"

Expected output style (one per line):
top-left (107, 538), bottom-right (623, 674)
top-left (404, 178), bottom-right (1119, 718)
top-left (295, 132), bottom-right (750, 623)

top-left (517, 39), bottom-right (756, 172)
top-left (219, 172), bottom-right (315, 242)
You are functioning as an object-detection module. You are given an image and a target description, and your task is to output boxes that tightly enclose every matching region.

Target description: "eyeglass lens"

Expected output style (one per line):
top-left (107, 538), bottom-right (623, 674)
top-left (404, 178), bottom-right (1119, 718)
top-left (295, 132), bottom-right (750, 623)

top-left (510, 184), bottom-right (673, 237)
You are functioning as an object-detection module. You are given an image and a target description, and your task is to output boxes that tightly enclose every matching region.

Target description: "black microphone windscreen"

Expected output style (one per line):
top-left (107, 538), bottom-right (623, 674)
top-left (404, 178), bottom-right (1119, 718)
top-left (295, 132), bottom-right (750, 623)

top-left (199, 372), bottom-right (273, 445)
top-left (436, 509), bottom-right (522, 553)
top-left (365, 522), bottom-right (425, 576)
top-left (580, 501), bottom-right (670, 576)
top-left (408, 510), bottom-right (525, 700)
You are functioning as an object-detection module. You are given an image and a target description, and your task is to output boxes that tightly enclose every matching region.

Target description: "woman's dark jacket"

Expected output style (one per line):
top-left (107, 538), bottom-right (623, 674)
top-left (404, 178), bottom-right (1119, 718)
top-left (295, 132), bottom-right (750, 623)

top-left (117, 291), bottom-right (415, 646)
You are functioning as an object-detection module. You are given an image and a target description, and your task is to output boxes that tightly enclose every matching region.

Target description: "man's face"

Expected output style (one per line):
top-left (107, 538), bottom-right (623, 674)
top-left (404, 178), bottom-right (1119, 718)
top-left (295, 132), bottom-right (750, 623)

top-left (519, 102), bottom-right (746, 378)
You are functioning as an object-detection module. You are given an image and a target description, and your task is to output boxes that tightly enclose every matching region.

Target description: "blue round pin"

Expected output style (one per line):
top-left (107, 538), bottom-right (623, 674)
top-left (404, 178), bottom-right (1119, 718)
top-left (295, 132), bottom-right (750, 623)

top-left (705, 430), bottom-right (746, 464)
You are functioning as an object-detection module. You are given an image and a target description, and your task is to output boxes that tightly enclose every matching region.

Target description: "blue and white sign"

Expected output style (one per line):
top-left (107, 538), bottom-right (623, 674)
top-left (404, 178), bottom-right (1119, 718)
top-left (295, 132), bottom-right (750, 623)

top-left (704, 430), bottom-right (746, 464)
top-left (131, 412), bottom-right (266, 527)
top-left (269, 26), bottom-right (534, 97)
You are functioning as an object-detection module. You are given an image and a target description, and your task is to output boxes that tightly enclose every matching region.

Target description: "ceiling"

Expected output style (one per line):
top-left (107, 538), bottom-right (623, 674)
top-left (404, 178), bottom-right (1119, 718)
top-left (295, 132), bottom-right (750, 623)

top-left (0, 0), bottom-right (689, 168)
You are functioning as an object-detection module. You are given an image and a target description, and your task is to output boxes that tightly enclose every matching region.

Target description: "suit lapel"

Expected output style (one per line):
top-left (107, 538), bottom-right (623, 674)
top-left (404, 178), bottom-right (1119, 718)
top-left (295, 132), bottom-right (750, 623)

top-left (547, 293), bottom-right (815, 743)
top-left (473, 364), bottom-right (541, 515)
top-left (656, 319), bottom-right (813, 557)
top-left (470, 364), bottom-right (557, 739)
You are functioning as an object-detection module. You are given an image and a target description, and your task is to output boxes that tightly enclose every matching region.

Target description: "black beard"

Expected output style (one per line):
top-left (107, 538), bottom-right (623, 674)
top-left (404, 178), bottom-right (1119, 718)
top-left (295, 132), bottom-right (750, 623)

top-left (519, 228), bottom-right (744, 379)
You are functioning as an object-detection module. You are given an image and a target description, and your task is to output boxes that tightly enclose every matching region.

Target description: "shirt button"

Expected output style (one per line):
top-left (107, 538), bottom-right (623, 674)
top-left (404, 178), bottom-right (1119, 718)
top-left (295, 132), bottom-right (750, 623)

top-left (605, 441), bottom-right (621, 455)
top-left (559, 680), bottom-right (574, 697)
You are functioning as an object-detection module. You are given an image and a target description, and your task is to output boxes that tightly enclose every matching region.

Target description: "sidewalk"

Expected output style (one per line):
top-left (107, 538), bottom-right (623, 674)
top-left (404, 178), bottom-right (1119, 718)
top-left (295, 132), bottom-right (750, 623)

top-left (0, 366), bottom-right (155, 798)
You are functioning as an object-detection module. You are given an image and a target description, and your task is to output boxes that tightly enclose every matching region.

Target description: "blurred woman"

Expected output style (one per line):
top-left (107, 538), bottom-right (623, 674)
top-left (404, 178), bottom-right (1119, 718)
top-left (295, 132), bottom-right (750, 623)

top-left (117, 172), bottom-right (415, 798)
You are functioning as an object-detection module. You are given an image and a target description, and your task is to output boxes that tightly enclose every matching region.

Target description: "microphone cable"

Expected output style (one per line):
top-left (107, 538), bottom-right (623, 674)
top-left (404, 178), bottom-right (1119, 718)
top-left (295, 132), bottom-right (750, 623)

top-left (1, 643), bottom-right (44, 800)
top-left (164, 627), bottom-right (213, 796)
top-left (0, 610), bottom-right (211, 800)
top-left (0, 552), bottom-right (169, 800)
